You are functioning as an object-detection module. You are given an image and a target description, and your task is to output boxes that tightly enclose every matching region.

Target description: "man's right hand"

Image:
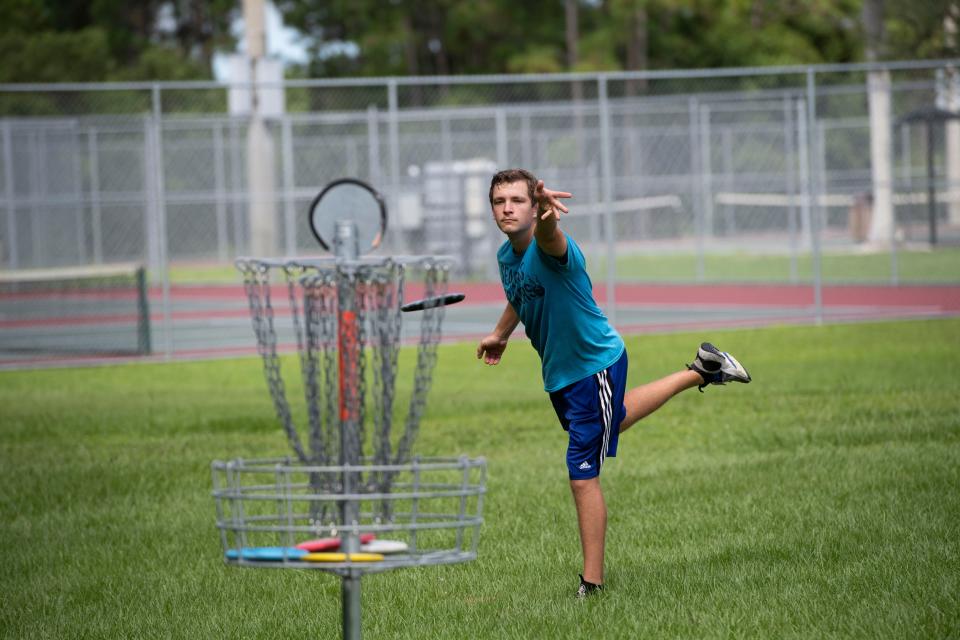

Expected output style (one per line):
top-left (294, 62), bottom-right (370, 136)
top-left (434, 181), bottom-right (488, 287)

top-left (534, 179), bottom-right (571, 219)
top-left (477, 334), bottom-right (509, 365)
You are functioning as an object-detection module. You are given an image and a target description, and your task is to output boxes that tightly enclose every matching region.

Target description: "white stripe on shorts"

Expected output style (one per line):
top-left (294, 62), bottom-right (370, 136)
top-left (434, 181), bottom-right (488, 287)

top-left (595, 368), bottom-right (613, 469)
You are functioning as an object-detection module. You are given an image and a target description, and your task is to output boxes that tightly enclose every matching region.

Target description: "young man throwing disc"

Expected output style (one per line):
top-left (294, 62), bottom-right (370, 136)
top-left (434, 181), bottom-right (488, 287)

top-left (477, 169), bottom-right (751, 598)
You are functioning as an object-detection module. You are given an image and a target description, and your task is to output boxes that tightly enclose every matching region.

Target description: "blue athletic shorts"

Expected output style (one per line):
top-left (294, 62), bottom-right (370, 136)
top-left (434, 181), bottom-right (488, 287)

top-left (549, 350), bottom-right (628, 480)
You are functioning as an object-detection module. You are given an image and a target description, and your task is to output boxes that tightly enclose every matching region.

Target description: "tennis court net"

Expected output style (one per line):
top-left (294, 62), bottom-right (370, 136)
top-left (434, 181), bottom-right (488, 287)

top-left (0, 263), bottom-right (151, 357)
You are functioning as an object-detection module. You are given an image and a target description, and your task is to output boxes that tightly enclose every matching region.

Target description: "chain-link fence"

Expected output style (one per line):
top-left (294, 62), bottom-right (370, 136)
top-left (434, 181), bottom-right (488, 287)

top-left (2, 61), bottom-right (959, 363)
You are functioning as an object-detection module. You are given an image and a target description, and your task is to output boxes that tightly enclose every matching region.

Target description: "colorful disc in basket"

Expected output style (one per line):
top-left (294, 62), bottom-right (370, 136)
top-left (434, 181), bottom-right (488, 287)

top-left (294, 537), bottom-right (339, 552)
top-left (302, 552), bottom-right (385, 563)
top-left (296, 533), bottom-right (375, 552)
top-left (225, 547), bottom-right (308, 561)
top-left (361, 540), bottom-right (409, 554)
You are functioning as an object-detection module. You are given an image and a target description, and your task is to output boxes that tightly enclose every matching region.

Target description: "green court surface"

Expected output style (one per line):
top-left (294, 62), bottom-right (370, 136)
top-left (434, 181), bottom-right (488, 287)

top-left (597, 246), bottom-right (960, 283)
top-left (167, 247), bottom-right (960, 284)
top-left (1, 319), bottom-right (958, 638)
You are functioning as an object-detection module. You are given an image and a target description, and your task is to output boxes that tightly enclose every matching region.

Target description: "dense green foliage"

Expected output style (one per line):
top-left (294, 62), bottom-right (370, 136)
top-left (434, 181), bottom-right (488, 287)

top-left (1, 320), bottom-right (958, 638)
top-left (0, 0), bottom-right (235, 82)
top-left (278, 0), bottom-right (959, 78)
top-left (1, 1), bottom-right (957, 83)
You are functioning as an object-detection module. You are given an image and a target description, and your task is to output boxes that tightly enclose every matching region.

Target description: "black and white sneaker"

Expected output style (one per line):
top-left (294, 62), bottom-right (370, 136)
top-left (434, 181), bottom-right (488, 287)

top-left (575, 574), bottom-right (604, 599)
top-left (687, 342), bottom-right (751, 392)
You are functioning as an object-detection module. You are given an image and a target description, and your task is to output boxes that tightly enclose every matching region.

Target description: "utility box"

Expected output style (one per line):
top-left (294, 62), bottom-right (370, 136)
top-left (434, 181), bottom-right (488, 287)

top-left (418, 158), bottom-right (497, 276)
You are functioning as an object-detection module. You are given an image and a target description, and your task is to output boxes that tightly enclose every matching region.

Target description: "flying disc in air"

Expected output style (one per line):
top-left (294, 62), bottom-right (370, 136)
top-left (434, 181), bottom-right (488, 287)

top-left (400, 293), bottom-right (465, 312)
top-left (303, 552), bottom-right (385, 563)
top-left (224, 547), bottom-right (308, 561)
top-left (295, 533), bottom-right (375, 552)
top-left (361, 539), bottom-right (409, 554)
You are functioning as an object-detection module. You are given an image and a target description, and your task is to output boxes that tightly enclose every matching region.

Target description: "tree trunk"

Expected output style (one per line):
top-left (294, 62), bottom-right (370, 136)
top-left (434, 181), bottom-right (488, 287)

top-left (566, 0), bottom-right (585, 165)
top-left (862, 0), bottom-right (886, 62)
top-left (625, 7), bottom-right (648, 95)
top-left (565, 0), bottom-right (579, 69)
top-left (402, 14), bottom-right (423, 106)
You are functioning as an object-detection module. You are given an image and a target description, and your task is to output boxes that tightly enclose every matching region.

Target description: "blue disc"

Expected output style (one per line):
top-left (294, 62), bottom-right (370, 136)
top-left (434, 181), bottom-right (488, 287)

top-left (225, 547), bottom-right (307, 561)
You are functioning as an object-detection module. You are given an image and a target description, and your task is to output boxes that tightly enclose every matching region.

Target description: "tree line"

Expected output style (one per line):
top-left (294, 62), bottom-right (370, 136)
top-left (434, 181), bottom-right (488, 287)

top-left (0, 0), bottom-right (956, 84)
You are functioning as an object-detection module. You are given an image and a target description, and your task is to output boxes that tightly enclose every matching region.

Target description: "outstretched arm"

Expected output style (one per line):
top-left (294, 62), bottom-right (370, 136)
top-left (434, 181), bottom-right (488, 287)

top-left (477, 303), bottom-right (520, 365)
top-left (533, 180), bottom-right (572, 258)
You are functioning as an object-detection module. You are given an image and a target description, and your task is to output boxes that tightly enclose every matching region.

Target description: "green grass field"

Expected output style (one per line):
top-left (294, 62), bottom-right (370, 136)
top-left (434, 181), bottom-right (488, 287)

top-left (2, 320), bottom-right (959, 638)
top-left (602, 247), bottom-right (960, 283)
top-left (168, 247), bottom-right (960, 284)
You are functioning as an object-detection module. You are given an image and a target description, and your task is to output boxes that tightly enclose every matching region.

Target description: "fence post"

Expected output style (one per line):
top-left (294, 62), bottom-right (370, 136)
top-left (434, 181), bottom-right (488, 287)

top-left (598, 75), bottom-right (616, 325)
top-left (151, 84), bottom-right (174, 358)
top-left (29, 130), bottom-right (44, 266)
top-left (520, 110), bottom-right (532, 172)
top-left (805, 69), bottom-right (824, 326)
top-left (281, 116), bottom-right (296, 257)
top-left (367, 105), bottom-right (381, 186)
top-left (71, 127), bottom-right (86, 263)
top-left (2, 120), bottom-right (17, 269)
top-left (797, 98), bottom-right (812, 252)
top-left (87, 127), bottom-right (103, 264)
top-left (491, 108), bottom-right (509, 280)
top-left (441, 114), bottom-right (453, 164)
top-left (229, 121), bottom-right (244, 254)
top-left (721, 126), bottom-right (734, 237)
top-left (388, 79), bottom-right (400, 223)
top-left (688, 96), bottom-right (704, 281)
top-left (699, 102), bottom-right (714, 277)
top-left (783, 95), bottom-right (799, 283)
top-left (894, 122), bottom-right (913, 284)
top-left (495, 107), bottom-right (508, 168)
top-left (213, 123), bottom-right (228, 262)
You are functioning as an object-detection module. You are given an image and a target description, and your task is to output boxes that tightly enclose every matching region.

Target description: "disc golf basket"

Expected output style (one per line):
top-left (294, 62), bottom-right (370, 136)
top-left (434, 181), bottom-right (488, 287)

top-left (212, 179), bottom-right (485, 640)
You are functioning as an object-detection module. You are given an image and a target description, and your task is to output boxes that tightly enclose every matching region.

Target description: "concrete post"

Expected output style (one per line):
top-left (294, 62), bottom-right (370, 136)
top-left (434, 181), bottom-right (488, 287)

top-left (866, 69), bottom-right (894, 245)
top-left (244, 0), bottom-right (277, 257)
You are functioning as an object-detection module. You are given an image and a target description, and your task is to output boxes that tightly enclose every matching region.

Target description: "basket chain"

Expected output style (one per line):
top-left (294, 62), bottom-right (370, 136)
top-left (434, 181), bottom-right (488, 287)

top-left (239, 257), bottom-right (451, 523)
top-left (239, 260), bottom-right (307, 462)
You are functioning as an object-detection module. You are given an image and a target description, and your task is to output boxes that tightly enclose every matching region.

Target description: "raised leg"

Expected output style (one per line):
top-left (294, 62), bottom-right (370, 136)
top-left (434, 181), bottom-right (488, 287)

top-left (619, 369), bottom-right (703, 433)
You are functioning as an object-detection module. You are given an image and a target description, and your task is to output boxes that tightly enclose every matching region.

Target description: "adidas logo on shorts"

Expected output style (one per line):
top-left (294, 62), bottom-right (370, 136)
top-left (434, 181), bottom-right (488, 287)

top-left (578, 461), bottom-right (592, 470)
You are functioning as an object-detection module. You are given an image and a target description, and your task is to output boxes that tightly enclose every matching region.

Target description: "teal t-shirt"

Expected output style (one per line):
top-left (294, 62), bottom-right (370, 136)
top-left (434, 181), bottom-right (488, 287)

top-left (497, 234), bottom-right (624, 392)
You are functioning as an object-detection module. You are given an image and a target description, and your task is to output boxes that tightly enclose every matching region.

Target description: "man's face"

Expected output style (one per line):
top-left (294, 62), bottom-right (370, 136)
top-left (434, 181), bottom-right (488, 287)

top-left (490, 181), bottom-right (537, 237)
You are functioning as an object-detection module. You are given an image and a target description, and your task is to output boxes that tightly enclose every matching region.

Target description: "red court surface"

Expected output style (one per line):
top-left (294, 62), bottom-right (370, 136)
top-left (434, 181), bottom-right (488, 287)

top-left (2, 281), bottom-right (958, 369)
top-left (150, 280), bottom-right (960, 312)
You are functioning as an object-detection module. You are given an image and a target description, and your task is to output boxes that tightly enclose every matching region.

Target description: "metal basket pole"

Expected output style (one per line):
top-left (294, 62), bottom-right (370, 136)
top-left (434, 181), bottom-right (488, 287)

top-left (334, 220), bottom-right (362, 640)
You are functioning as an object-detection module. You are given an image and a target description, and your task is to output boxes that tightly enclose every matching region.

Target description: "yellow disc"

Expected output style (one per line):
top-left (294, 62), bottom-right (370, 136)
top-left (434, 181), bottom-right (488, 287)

top-left (303, 552), bottom-right (385, 563)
